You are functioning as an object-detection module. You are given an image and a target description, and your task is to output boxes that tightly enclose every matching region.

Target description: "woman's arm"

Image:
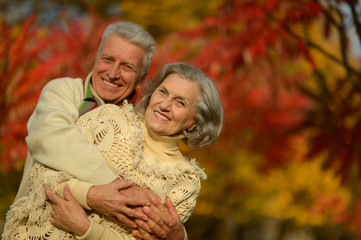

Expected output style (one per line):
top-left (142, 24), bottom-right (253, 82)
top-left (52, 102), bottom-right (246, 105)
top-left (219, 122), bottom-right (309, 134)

top-left (46, 185), bottom-right (132, 240)
top-left (57, 178), bottom-right (153, 228)
top-left (46, 185), bottom-right (90, 237)
top-left (47, 182), bottom-right (187, 240)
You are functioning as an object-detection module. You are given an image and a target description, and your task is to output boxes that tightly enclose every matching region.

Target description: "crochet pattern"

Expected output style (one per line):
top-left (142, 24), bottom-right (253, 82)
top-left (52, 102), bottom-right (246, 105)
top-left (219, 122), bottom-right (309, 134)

top-left (3, 102), bottom-right (206, 239)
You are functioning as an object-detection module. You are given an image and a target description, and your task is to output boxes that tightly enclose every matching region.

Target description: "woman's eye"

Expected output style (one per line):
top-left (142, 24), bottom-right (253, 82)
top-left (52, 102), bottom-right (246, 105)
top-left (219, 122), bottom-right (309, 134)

top-left (177, 101), bottom-right (186, 107)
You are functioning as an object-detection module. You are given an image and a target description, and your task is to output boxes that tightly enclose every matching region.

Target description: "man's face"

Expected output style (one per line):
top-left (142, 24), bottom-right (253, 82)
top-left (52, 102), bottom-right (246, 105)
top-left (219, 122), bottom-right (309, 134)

top-left (92, 35), bottom-right (145, 104)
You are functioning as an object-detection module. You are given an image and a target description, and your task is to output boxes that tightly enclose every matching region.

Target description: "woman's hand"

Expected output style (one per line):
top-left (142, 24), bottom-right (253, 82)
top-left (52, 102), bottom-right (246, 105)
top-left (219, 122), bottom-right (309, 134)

top-left (86, 179), bottom-right (158, 228)
top-left (45, 184), bottom-right (90, 237)
top-left (133, 197), bottom-right (185, 240)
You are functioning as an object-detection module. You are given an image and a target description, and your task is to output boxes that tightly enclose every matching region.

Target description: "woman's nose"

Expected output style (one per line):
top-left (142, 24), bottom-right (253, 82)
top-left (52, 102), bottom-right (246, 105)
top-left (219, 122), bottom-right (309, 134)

top-left (159, 99), bottom-right (171, 111)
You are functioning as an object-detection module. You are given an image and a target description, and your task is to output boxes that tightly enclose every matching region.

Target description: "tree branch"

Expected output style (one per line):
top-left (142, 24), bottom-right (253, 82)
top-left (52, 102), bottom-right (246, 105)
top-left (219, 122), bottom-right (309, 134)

top-left (285, 25), bottom-right (361, 92)
top-left (347, 0), bottom-right (361, 47)
top-left (287, 25), bottom-right (360, 74)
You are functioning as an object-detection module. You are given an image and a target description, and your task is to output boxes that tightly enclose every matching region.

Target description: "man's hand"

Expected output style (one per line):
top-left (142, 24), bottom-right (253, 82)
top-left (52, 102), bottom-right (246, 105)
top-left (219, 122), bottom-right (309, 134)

top-left (45, 185), bottom-right (90, 237)
top-left (133, 197), bottom-right (185, 240)
top-left (87, 179), bottom-right (160, 228)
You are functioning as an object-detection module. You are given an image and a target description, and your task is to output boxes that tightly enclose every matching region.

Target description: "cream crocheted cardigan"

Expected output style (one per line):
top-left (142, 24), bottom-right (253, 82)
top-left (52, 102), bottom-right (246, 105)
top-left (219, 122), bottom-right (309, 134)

top-left (3, 103), bottom-right (206, 240)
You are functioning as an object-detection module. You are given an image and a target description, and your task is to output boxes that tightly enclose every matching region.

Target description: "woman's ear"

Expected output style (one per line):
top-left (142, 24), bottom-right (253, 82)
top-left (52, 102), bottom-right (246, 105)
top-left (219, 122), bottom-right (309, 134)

top-left (187, 121), bottom-right (198, 132)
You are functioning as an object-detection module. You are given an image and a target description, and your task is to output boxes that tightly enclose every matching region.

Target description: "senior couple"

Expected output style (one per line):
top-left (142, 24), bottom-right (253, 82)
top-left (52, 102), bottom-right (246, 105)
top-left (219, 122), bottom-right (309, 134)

top-left (2, 21), bottom-right (223, 240)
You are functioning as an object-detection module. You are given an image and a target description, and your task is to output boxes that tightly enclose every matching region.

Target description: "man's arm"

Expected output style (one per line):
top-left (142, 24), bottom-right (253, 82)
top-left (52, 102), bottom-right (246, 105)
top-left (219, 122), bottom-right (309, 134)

top-left (56, 176), bottom-right (154, 226)
top-left (26, 77), bottom-right (117, 184)
top-left (24, 78), bottom-right (158, 226)
top-left (46, 185), bottom-right (185, 240)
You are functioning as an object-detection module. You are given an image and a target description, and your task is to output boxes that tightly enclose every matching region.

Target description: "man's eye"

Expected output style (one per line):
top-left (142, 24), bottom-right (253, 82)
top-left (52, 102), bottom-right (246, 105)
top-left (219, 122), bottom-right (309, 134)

top-left (120, 64), bottom-right (136, 72)
top-left (103, 57), bottom-right (112, 62)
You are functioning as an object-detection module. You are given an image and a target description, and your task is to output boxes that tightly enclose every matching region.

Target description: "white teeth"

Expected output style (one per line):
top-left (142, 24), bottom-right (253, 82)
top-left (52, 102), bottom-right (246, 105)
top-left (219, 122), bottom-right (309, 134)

top-left (104, 80), bottom-right (118, 87)
top-left (155, 111), bottom-right (169, 120)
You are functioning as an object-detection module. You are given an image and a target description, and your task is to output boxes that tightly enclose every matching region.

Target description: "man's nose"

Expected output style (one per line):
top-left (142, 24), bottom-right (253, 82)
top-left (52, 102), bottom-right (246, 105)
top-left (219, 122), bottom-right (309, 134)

top-left (107, 65), bottom-right (120, 80)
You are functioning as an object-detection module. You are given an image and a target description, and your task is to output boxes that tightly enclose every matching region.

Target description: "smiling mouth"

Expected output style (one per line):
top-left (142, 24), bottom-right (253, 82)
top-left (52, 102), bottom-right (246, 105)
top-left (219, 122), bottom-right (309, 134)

top-left (103, 79), bottom-right (120, 87)
top-left (155, 111), bottom-right (170, 121)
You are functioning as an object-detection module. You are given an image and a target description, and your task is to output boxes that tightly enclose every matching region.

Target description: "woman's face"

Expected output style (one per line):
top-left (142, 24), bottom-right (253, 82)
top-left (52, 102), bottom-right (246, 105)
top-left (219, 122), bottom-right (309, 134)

top-left (145, 74), bottom-right (200, 136)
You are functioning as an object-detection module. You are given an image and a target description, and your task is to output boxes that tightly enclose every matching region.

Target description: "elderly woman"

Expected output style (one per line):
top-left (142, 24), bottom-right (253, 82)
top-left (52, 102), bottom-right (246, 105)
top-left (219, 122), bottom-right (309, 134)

top-left (3, 62), bottom-right (223, 240)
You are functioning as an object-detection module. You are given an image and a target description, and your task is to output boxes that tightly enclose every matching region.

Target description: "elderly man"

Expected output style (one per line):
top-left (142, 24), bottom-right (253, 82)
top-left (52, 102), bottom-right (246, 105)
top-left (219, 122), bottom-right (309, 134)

top-left (13, 21), bottom-right (185, 240)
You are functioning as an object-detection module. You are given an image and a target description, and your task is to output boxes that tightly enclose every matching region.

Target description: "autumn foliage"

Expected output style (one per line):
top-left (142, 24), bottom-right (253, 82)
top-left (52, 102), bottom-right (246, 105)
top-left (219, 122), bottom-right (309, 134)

top-left (1, 0), bottom-right (361, 238)
top-left (0, 13), bottom-right (114, 172)
top-left (148, 0), bottom-right (361, 236)
top-left (150, 0), bottom-right (361, 177)
top-left (150, 0), bottom-right (320, 168)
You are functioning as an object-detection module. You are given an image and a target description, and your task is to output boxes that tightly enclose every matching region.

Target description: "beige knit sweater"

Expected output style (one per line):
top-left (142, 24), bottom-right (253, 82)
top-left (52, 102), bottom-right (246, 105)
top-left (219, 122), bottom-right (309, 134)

top-left (3, 103), bottom-right (206, 240)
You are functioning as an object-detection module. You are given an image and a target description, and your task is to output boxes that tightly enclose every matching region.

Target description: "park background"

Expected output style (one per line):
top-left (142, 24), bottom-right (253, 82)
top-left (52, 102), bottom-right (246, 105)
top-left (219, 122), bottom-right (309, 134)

top-left (1, 0), bottom-right (361, 239)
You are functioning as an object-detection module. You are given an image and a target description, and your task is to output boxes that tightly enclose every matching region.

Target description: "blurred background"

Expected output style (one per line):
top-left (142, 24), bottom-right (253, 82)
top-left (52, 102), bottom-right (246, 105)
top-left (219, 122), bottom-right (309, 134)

top-left (1, 0), bottom-right (361, 239)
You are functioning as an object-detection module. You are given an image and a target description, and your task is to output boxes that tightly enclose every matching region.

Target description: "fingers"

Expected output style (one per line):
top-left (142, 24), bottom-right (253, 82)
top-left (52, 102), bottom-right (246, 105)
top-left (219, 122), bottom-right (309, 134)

top-left (121, 186), bottom-right (153, 207)
top-left (150, 197), bottom-right (165, 209)
top-left (45, 187), bottom-right (62, 204)
top-left (63, 184), bottom-right (75, 201)
top-left (139, 196), bottom-right (183, 240)
top-left (140, 206), bottom-right (167, 238)
top-left (46, 185), bottom-right (76, 205)
top-left (135, 219), bottom-right (153, 233)
top-left (138, 227), bottom-right (160, 240)
top-left (149, 198), bottom-right (173, 226)
top-left (112, 179), bottom-right (133, 190)
top-left (49, 211), bottom-right (57, 225)
top-left (132, 228), bottom-right (143, 239)
top-left (115, 204), bottom-right (149, 222)
top-left (165, 197), bottom-right (176, 216)
top-left (162, 197), bottom-right (178, 228)
top-left (113, 212), bottom-right (137, 229)
top-left (145, 190), bottom-right (161, 203)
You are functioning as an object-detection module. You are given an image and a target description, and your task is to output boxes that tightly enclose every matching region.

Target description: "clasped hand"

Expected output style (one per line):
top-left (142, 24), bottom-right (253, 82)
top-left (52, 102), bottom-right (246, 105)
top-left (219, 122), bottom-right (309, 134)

top-left (132, 197), bottom-right (185, 240)
top-left (46, 179), bottom-right (185, 239)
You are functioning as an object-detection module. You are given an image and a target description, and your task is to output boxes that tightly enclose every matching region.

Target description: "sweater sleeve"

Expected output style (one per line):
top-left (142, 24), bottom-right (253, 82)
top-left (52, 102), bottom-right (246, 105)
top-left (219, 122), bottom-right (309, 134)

top-left (57, 179), bottom-right (94, 210)
top-left (75, 220), bottom-right (131, 240)
top-left (75, 220), bottom-right (185, 240)
top-left (26, 77), bottom-right (117, 184)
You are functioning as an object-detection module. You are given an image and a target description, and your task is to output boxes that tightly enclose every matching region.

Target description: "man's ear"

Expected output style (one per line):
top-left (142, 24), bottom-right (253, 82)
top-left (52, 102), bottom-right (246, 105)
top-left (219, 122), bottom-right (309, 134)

top-left (136, 74), bottom-right (147, 86)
